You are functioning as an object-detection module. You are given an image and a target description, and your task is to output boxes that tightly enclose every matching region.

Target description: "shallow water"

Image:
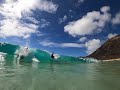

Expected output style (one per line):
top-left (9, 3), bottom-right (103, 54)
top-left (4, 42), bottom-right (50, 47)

top-left (0, 59), bottom-right (120, 90)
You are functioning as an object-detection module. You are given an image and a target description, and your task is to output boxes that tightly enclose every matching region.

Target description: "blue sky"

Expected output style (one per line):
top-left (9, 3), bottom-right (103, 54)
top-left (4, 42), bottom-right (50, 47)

top-left (0, 0), bottom-right (120, 56)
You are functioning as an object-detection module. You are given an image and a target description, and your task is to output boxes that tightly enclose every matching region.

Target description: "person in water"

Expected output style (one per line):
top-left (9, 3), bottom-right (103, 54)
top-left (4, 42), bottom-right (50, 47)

top-left (0, 53), bottom-right (6, 60)
top-left (24, 47), bottom-right (29, 53)
top-left (51, 52), bottom-right (54, 59)
top-left (18, 47), bottom-right (29, 60)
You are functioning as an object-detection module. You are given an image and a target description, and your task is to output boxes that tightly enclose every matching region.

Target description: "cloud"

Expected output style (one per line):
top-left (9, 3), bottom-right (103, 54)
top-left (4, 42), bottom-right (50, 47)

top-left (78, 37), bottom-right (87, 42)
top-left (0, 19), bottom-right (38, 38)
top-left (107, 33), bottom-right (118, 39)
top-left (101, 6), bottom-right (110, 13)
top-left (40, 19), bottom-right (50, 28)
top-left (59, 15), bottom-right (67, 24)
top-left (40, 40), bottom-right (57, 47)
top-left (61, 43), bottom-right (84, 48)
top-left (85, 39), bottom-right (101, 54)
top-left (75, 0), bottom-right (85, 6)
top-left (37, 0), bottom-right (58, 13)
top-left (0, 0), bottom-right (58, 38)
top-left (112, 12), bottom-right (120, 25)
top-left (39, 40), bottom-right (84, 48)
top-left (78, 0), bottom-right (84, 3)
top-left (23, 16), bottom-right (40, 24)
top-left (64, 6), bottom-right (111, 37)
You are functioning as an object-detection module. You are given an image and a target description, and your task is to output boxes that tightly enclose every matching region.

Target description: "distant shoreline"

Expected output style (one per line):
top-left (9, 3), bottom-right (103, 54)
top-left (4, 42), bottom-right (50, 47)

top-left (101, 58), bottom-right (120, 62)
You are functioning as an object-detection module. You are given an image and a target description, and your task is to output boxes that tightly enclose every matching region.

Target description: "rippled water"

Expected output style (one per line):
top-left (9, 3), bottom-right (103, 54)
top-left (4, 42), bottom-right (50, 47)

top-left (0, 59), bottom-right (120, 90)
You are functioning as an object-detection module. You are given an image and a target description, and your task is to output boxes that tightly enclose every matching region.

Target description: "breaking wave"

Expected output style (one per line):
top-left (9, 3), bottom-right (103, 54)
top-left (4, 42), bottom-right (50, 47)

top-left (0, 43), bottom-right (98, 63)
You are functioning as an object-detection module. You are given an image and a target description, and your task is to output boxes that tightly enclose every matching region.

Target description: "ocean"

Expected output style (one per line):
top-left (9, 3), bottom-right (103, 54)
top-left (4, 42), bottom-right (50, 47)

top-left (0, 43), bottom-right (120, 90)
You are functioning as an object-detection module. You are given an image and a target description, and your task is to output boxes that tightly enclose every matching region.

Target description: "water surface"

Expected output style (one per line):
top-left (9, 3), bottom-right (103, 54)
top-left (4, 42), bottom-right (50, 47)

top-left (0, 59), bottom-right (120, 90)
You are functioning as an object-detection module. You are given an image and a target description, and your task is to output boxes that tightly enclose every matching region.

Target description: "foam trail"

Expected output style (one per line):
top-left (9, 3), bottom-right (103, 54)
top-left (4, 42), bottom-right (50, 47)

top-left (80, 57), bottom-right (99, 63)
top-left (32, 58), bottom-right (40, 62)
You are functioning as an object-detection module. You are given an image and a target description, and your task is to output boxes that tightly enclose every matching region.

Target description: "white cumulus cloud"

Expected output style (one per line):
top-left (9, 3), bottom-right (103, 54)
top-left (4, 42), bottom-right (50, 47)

top-left (85, 39), bottom-right (101, 54)
top-left (112, 12), bottom-right (120, 25)
top-left (0, 0), bottom-right (58, 38)
top-left (107, 33), bottom-right (118, 39)
top-left (78, 37), bottom-right (87, 42)
top-left (0, 19), bottom-right (38, 38)
top-left (64, 6), bottom-right (111, 37)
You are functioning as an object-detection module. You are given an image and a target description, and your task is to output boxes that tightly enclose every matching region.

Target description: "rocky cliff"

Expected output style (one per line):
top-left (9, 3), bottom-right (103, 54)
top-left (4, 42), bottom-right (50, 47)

top-left (88, 35), bottom-right (120, 60)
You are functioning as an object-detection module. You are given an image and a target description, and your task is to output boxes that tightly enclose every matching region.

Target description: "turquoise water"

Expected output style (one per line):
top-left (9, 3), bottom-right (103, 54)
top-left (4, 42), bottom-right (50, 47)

top-left (0, 43), bottom-right (120, 90)
top-left (0, 59), bottom-right (120, 90)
